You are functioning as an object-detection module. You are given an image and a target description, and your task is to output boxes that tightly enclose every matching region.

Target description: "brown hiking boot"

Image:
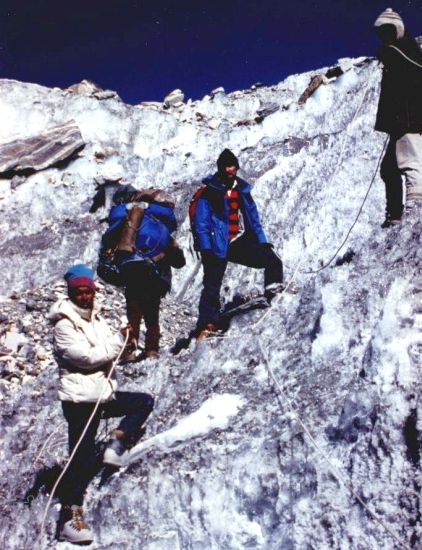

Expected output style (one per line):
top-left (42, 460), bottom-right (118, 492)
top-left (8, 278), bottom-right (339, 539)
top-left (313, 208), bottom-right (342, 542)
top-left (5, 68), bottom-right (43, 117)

top-left (59, 505), bottom-right (94, 544)
top-left (196, 323), bottom-right (219, 341)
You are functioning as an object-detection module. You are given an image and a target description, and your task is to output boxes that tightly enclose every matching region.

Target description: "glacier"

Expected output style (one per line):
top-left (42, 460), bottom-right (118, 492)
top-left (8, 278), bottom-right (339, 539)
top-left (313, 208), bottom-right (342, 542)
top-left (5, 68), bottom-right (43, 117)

top-left (0, 54), bottom-right (420, 550)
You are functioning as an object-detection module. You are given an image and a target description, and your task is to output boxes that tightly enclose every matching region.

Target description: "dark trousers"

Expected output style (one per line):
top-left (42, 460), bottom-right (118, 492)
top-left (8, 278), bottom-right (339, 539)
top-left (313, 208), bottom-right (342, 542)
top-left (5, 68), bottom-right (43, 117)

top-left (380, 137), bottom-right (404, 219)
top-left (125, 285), bottom-right (161, 352)
top-left (197, 235), bottom-right (283, 329)
top-left (60, 391), bottom-right (154, 505)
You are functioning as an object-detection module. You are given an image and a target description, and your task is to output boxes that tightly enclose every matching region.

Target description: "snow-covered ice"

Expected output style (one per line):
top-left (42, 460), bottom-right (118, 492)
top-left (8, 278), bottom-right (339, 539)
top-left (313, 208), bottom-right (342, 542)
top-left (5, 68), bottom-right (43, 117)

top-left (0, 56), bottom-right (420, 550)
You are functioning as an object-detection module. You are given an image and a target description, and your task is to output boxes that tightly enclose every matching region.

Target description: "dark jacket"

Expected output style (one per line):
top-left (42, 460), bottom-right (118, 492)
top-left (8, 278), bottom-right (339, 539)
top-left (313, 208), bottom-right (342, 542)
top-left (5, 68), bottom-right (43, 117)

top-left (193, 173), bottom-right (267, 258)
top-left (375, 33), bottom-right (422, 135)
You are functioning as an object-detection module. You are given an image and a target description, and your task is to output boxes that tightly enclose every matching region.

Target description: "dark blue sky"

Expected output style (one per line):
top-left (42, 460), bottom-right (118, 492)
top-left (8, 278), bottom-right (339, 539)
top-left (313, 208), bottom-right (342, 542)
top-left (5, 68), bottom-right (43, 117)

top-left (0, 1), bottom-right (421, 104)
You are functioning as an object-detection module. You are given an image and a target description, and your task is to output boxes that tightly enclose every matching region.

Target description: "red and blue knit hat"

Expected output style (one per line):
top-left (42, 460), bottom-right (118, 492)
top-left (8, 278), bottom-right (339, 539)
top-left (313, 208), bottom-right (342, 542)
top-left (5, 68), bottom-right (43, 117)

top-left (64, 264), bottom-right (96, 291)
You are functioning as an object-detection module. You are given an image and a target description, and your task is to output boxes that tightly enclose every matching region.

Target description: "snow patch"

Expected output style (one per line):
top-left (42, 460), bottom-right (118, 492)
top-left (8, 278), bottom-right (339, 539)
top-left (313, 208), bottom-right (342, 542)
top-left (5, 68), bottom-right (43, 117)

top-left (128, 393), bottom-right (245, 464)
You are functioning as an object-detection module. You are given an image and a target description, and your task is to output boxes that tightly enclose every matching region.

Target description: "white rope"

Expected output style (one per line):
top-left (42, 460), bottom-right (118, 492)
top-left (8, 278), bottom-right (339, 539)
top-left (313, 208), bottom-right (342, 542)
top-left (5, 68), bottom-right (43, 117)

top-left (251, 64), bottom-right (378, 330)
top-left (242, 68), bottom-right (407, 546)
top-left (188, 63), bottom-right (378, 340)
top-left (201, 65), bottom-right (409, 547)
top-left (387, 44), bottom-right (422, 69)
top-left (303, 134), bottom-right (388, 274)
top-left (256, 339), bottom-right (408, 549)
top-left (37, 329), bottom-right (130, 549)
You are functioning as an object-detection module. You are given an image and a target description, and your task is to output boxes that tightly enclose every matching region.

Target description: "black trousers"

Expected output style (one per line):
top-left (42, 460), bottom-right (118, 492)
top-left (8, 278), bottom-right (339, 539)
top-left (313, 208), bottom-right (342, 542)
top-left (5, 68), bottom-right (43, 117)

top-left (196, 235), bottom-right (283, 329)
top-left (380, 137), bottom-right (404, 219)
top-left (60, 391), bottom-right (154, 505)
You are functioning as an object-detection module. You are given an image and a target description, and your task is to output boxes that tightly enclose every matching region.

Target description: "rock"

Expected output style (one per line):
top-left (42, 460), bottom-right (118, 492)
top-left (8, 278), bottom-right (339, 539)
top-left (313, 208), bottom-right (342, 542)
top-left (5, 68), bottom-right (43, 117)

top-left (163, 89), bottom-right (184, 108)
top-left (93, 90), bottom-right (118, 100)
top-left (65, 79), bottom-right (102, 95)
top-left (298, 74), bottom-right (324, 105)
top-left (0, 121), bottom-right (85, 176)
top-left (255, 102), bottom-right (280, 122)
top-left (325, 66), bottom-right (344, 80)
top-left (208, 119), bottom-right (221, 130)
top-left (2, 327), bottom-right (27, 353)
top-left (25, 299), bottom-right (43, 312)
top-left (299, 63), bottom-right (349, 105)
top-left (235, 119), bottom-right (256, 127)
top-left (94, 147), bottom-right (117, 162)
top-left (210, 87), bottom-right (225, 98)
top-left (65, 80), bottom-right (117, 100)
top-left (94, 174), bottom-right (123, 186)
top-left (139, 101), bottom-right (162, 109)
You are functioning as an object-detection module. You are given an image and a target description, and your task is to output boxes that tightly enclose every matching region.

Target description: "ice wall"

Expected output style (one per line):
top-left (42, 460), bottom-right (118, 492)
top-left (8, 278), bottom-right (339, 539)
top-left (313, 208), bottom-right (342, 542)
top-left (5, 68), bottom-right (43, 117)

top-left (0, 58), bottom-right (420, 550)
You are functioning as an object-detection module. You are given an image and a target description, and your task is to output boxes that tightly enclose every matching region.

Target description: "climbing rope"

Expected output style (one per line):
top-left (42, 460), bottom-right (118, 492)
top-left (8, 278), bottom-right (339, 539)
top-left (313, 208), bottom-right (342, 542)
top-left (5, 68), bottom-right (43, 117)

top-left (199, 65), bottom-right (409, 547)
top-left (245, 65), bottom-right (381, 330)
top-left (256, 339), bottom-right (408, 549)
top-left (387, 44), bottom-right (422, 69)
top-left (303, 134), bottom-right (389, 274)
top-left (182, 61), bottom-right (379, 327)
top-left (204, 65), bottom-right (380, 338)
top-left (37, 329), bottom-right (130, 549)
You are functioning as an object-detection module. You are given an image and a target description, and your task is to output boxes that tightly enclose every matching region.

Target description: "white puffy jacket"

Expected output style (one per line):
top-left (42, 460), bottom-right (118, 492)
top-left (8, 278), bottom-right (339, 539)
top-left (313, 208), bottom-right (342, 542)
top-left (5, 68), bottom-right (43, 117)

top-left (48, 298), bottom-right (123, 403)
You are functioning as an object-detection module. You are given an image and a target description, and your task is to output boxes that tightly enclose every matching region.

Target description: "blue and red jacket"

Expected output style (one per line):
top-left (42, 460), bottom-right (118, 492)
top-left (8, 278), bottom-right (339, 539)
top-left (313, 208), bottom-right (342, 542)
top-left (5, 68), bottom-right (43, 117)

top-left (193, 173), bottom-right (267, 258)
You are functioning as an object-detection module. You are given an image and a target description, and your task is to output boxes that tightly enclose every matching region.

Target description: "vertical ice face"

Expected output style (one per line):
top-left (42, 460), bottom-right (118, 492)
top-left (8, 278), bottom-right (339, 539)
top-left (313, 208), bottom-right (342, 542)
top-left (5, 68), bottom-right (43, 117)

top-left (0, 57), bottom-right (420, 550)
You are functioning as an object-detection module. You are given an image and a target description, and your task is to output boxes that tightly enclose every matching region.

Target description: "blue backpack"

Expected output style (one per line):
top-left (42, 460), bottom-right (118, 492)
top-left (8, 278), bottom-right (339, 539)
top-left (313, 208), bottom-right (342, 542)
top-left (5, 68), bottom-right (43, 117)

top-left (97, 203), bottom-right (177, 290)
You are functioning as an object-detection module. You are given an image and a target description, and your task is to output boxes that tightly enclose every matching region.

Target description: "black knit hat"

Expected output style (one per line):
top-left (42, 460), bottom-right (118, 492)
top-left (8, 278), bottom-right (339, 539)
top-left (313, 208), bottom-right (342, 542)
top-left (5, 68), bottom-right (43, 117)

top-left (217, 149), bottom-right (239, 172)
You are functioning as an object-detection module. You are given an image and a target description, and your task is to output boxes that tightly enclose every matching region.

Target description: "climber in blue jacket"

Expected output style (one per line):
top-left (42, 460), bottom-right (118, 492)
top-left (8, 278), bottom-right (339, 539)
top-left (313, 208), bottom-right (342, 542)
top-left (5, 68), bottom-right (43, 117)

top-left (191, 149), bottom-right (283, 340)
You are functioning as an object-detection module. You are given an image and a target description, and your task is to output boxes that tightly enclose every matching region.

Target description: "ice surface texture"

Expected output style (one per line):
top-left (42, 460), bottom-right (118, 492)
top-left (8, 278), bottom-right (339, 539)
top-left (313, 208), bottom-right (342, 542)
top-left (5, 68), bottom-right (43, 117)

top-left (0, 58), bottom-right (420, 549)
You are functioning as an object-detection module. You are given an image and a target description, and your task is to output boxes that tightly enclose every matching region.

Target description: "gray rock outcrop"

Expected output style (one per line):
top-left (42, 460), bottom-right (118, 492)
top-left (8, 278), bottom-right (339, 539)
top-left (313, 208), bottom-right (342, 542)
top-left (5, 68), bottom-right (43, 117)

top-left (0, 121), bottom-right (85, 176)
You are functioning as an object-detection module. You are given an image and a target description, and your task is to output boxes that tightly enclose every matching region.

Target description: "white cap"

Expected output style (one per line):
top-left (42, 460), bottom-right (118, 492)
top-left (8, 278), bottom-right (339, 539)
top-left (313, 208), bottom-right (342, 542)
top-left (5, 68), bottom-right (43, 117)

top-left (374, 8), bottom-right (405, 39)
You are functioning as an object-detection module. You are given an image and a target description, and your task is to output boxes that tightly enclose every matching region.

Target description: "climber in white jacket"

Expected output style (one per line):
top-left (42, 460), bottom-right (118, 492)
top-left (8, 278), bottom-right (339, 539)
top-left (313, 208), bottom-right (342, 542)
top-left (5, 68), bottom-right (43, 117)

top-left (48, 264), bottom-right (154, 545)
top-left (49, 290), bottom-right (121, 403)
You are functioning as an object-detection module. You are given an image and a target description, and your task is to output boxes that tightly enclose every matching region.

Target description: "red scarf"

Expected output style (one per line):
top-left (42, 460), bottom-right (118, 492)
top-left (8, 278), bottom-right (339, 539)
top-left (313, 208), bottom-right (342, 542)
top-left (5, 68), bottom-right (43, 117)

top-left (225, 184), bottom-right (240, 241)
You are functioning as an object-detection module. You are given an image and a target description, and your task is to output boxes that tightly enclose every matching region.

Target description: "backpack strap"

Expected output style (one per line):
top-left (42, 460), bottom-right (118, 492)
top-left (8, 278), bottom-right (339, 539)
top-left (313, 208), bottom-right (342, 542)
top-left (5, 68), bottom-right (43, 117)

top-left (116, 206), bottom-right (144, 253)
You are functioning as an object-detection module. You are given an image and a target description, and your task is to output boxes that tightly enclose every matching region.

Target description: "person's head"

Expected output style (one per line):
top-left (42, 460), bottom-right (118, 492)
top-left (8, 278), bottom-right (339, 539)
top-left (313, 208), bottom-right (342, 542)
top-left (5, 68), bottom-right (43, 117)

top-left (64, 264), bottom-right (96, 309)
top-left (217, 149), bottom-right (240, 181)
top-left (374, 8), bottom-right (404, 42)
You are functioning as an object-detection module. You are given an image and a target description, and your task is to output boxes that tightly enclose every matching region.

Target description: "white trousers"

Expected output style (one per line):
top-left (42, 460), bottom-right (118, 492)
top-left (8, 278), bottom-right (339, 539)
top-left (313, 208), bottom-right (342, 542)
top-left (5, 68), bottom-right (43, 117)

top-left (396, 133), bottom-right (422, 205)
